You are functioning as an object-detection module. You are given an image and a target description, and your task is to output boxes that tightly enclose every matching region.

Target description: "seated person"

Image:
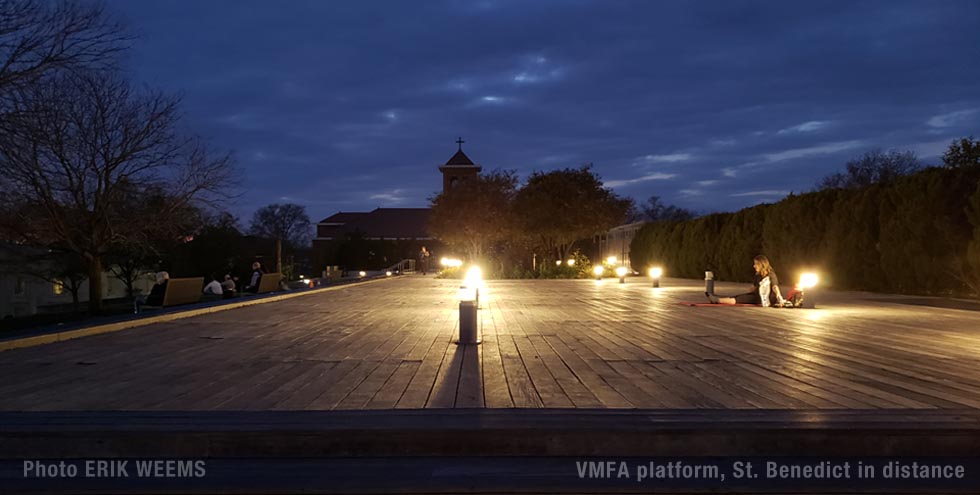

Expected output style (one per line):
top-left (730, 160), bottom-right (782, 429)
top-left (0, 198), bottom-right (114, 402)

top-left (706, 255), bottom-right (784, 306)
top-left (203, 275), bottom-right (223, 296)
top-left (244, 261), bottom-right (264, 293)
top-left (145, 271), bottom-right (169, 306)
top-left (220, 274), bottom-right (236, 297)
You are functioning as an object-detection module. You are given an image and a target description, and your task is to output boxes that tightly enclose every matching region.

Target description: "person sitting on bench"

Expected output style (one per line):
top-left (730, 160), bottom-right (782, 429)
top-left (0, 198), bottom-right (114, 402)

top-left (706, 255), bottom-right (784, 307)
top-left (203, 274), bottom-right (223, 296)
top-left (244, 261), bottom-right (264, 293)
top-left (145, 271), bottom-right (169, 306)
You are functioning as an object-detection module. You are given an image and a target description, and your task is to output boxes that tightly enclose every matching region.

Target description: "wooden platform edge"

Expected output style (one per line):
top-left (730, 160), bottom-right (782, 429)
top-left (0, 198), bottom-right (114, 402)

top-left (2, 409), bottom-right (980, 458)
top-left (0, 277), bottom-right (393, 353)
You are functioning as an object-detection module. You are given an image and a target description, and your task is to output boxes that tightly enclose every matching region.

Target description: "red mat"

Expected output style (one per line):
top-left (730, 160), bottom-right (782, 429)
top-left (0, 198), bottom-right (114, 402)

top-left (679, 302), bottom-right (760, 307)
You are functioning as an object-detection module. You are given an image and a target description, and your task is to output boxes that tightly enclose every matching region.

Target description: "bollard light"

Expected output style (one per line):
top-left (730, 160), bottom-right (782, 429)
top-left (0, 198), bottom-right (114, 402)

top-left (606, 256), bottom-right (617, 265)
top-left (649, 266), bottom-right (663, 288)
top-left (555, 260), bottom-right (561, 266)
top-left (799, 272), bottom-right (819, 289)
top-left (464, 265), bottom-right (484, 305)
top-left (358, 271), bottom-right (366, 277)
top-left (567, 259), bottom-right (575, 267)
top-left (616, 266), bottom-right (628, 283)
top-left (386, 271), bottom-right (392, 277)
top-left (440, 257), bottom-right (449, 267)
top-left (593, 265), bottom-right (604, 280)
top-left (458, 269), bottom-right (481, 345)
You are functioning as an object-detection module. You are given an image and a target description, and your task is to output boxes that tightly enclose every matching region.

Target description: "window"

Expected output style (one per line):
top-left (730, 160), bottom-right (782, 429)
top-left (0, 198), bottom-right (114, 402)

top-left (53, 279), bottom-right (64, 295)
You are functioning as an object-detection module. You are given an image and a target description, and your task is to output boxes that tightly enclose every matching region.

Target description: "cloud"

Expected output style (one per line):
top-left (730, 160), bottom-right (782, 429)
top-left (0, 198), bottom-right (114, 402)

top-left (637, 153), bottom-right (691, 164)
top-left (927, 109), bottom-right (979, 128)
top-left (777, 121), bottom-right (830, 134)
top-left (368, 189), bottom-right (408, 204)
top-left (730, 190), bottom-right (790, 198)
top-left (605, 172), bottom-right (678, 188)
top-left (722, 167), bottom-right (738, 178)
top-left (762, 140), bottom-right (863, 163)
top-left (710, 138), bottom-right (736, 146)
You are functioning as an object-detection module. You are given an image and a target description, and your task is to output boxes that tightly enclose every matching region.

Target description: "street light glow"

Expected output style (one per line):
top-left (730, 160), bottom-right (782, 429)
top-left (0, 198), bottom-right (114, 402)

top-left (358, 271), bottom-right (366, 277)
top-left (606, 256), bottom-right (617, 265)
top-left (615, 266), bottom-right (628, 278)
top-left (649, 267), bottom-right (663, 278)
top-left (593, 265), bottom-right (604, 277)
top-left (567, 259), bottom-right (575, 266)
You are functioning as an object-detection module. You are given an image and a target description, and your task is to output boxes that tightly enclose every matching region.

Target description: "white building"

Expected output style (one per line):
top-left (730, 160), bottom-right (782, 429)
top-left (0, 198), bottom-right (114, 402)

top-left (0, 244), bottom-right (154, 318)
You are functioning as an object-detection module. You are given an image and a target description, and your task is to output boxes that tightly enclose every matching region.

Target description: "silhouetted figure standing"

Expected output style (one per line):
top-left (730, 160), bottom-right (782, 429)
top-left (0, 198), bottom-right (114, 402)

top-left (419, 246), bottom-right (430, 275)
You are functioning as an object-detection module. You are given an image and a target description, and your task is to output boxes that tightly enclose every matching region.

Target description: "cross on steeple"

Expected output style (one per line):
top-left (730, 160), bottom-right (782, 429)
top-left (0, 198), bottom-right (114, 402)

top-left (456, 137), bottom-right (465, 151)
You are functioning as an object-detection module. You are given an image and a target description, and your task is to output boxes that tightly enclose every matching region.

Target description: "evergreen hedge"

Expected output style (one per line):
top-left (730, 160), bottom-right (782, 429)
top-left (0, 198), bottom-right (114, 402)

top-left (630, 166), bottom-right (980, 296)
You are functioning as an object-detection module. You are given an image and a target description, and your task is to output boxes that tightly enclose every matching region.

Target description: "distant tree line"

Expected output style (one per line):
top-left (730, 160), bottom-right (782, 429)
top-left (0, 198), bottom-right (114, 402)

top-left (428, 165), bottom-right (633, 277)
top-left (630, 139), bottom-right (980, 297)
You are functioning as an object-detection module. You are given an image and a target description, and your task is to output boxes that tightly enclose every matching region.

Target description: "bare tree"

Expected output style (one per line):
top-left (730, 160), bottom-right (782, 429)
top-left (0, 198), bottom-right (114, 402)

top-left (817, 149), bottom-right (921, 190)
top-left (0, 0), bottom-right (128, 101)
top-left (640, 195), bottom-right (697, 223)
top-left (0, 71), bottom-right (235, 313)
top-left (249, 204), bottom-right (311, 274)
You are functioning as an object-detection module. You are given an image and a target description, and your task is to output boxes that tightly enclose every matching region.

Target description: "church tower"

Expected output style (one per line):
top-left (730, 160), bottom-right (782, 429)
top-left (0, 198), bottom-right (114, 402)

top-left (439, 137), bottom-right (482, 193)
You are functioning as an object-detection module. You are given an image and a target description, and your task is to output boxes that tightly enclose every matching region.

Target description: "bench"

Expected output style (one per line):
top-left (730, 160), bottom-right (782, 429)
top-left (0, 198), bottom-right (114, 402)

top-left (161, 277), bottom-right (205, 307)
top-left (137, 277), bottom-right (204, 312)
top-left (256, 272), bottom-right (283, 294)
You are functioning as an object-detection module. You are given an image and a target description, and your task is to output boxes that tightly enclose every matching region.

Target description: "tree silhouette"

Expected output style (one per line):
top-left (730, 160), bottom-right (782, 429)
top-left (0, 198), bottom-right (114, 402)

top-left (249, 203), bottom-right (311, 274)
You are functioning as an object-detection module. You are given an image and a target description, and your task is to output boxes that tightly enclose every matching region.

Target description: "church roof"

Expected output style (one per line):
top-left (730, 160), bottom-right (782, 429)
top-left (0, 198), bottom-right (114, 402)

top-left (444, 149), bottom-right (475, 166)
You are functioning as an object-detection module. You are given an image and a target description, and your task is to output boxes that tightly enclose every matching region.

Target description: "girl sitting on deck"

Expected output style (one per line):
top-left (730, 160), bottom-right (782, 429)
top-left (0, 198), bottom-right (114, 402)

top-left (706, 255), bottom-right (785, 307)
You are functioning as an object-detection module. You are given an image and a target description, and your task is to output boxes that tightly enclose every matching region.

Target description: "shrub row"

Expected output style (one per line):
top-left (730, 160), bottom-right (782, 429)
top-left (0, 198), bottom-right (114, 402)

top-left (630, 166), bottom-right (980, 296)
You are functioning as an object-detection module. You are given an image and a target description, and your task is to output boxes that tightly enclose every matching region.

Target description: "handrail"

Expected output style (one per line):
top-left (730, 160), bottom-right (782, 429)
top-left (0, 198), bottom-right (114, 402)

top-left (386, 259), bottom-right (416, 274)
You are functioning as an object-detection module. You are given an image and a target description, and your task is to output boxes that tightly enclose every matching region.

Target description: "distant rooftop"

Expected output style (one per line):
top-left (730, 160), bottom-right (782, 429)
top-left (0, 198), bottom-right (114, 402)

top-left (317, 208), bottom-right (430, 240)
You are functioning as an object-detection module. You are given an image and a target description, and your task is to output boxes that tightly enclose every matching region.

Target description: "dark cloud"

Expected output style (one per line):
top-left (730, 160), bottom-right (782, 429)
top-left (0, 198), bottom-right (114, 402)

top-left (107, 0), bottom-right (980, 218)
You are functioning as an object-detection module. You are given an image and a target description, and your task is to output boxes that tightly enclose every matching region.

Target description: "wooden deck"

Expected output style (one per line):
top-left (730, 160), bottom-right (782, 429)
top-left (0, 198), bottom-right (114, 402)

top-left (2, 276), bottom-right (980, 411)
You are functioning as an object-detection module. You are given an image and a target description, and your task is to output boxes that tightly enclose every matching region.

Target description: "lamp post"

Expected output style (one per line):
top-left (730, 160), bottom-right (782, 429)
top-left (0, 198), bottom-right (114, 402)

top-left (616, 266), bottom-right (628, 284)
top-left (649, 267), bottom-right (663, 288)
top-left (457, 286), bottom-right (480, 345)
top-left (593, 265), bottom-right (604, 280)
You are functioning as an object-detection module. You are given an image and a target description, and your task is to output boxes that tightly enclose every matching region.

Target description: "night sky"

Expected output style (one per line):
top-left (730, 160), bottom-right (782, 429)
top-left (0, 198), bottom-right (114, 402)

top-left (106, 0), bottom-right (980, 222)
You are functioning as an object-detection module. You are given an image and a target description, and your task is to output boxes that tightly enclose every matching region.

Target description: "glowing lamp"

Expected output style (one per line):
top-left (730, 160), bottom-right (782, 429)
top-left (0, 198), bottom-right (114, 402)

top-left (799, 272), bottom-right (819, 289)
top-left (386, 271), bottom-right (392, 277)
top-left (358, 271), bottom-right (366, 277)
top-left (649, 266), bottom-right (663, 288)
top-left (464, 266), bottom-right (483, 286)
top-left (616, 266), bottom-right (628, 277)
top-left (440, 257), bottom-right (449, 267)
top-left (567, 259), bottom-right (575, 266)
top-left (593, 265), bottom-right (604, 279)
top-left (555, 260), bottom-right (561, 266)
top-left (606, 256), bottom-right (617, 265)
